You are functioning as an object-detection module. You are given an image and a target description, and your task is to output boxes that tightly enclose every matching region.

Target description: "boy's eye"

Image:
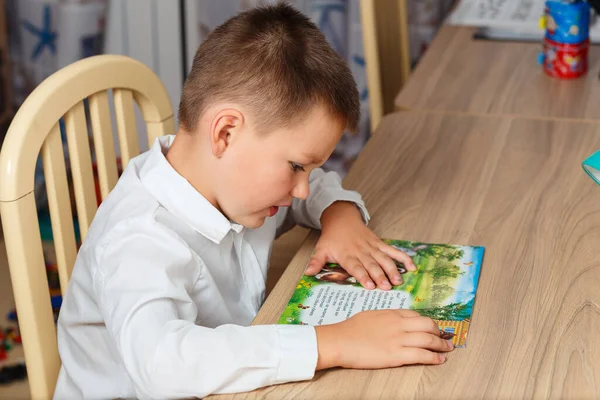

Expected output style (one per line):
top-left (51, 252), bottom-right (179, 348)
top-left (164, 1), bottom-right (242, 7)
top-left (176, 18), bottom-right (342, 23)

top-left (289, 162), bottom-right (305, 172)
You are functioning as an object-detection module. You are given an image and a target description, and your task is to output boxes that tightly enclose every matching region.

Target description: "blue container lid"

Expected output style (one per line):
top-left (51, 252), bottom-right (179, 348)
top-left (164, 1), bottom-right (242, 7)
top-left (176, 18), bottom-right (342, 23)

top-left (545, 0), bottom-right (590, 44)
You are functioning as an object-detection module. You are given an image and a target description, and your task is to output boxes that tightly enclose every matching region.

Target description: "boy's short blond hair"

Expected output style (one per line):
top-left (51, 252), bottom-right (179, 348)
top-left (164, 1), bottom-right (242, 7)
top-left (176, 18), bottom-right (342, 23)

top-left (178, 2), bottom-right (360, 134)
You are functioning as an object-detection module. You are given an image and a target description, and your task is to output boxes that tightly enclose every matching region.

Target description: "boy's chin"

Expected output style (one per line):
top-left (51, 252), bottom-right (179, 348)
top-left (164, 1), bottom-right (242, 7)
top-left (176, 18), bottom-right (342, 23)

top-left (234, 214), bottom-right (267, 229)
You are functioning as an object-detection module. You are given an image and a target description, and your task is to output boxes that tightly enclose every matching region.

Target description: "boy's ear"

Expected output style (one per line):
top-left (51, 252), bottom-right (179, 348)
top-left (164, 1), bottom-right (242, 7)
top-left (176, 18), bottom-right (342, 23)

top-left (209, 108), bottom-right (244, 157)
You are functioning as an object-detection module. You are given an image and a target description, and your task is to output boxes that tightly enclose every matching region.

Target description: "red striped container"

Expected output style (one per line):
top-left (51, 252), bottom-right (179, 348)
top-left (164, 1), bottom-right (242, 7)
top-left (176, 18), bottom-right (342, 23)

top-left (541, 37), bottom-right (589, 79)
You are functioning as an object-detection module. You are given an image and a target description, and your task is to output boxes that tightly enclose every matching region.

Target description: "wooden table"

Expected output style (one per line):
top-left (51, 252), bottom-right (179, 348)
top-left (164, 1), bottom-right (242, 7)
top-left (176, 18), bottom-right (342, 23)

top-left (395, 26), bottom-right (600, 121)
top-left (209, 110), bottom-right (600, 399)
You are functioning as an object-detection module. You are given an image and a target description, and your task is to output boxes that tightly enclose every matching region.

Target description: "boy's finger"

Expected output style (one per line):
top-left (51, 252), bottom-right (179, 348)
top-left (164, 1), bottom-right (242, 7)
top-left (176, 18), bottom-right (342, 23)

top-left (372, 251), bottom-right (403, 286)
top-left (402, 317), bottom-right (441, 336)
top-left (342, 257), bottom-right (376, 289)
top-left (397, 347), bottom-right (446, 366)
top-left (305, 250), bottom-right (328, 275)
top-left (379, 244), bottom-right (416, 271)
top-left (400, 332), bottom-right (454, 352)
top-left (397, 309), bottom-right (421, 318)
top-left (360, 257), bottom-right (392, 290)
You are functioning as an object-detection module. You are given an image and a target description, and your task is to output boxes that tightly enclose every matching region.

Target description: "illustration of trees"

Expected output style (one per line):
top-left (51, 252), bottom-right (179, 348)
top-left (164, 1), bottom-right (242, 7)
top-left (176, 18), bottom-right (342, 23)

top-left (416, 299), bottom-right (473, 321)
top-left (429, 283), bottom-right (455, 306)
top-left (430, 264), bottom-right (463, 279)
top-left (387, 241), bottom-right (464, 260)
top-left (418, 245), bottom-right (464, 261)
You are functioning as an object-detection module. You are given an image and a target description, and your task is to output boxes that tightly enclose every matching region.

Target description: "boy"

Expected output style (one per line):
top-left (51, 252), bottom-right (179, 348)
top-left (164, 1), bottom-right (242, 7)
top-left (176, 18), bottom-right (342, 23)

top-left (54, 4), bottom-right (453, 399)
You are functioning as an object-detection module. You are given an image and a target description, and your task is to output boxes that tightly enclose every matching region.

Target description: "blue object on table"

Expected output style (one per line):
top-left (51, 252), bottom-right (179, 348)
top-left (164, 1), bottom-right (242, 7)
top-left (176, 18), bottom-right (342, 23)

top-left (583, 149), bottom-right (600, 186)
top-left (538, 52), bottom-right (546, 64)
top-left (545, 0), bottom-right (591, 44)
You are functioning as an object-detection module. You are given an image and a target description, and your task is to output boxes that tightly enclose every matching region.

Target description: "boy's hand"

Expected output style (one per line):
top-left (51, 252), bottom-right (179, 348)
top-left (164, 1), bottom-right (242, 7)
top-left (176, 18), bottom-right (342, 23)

top-left (315, 309), bottom-right (453, 370)
top-left (307, 201), bottom-right (416, 290)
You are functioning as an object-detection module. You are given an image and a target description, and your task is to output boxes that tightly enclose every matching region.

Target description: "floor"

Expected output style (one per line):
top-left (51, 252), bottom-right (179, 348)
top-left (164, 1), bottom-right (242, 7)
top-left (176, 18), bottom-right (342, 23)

top-left (0, 225), bottom-right (308, 398)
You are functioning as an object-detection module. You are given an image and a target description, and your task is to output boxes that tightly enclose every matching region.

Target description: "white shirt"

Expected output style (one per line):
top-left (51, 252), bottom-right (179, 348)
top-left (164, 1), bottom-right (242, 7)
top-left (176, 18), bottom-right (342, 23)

top-left (54, 135), bottom-right (369, 399)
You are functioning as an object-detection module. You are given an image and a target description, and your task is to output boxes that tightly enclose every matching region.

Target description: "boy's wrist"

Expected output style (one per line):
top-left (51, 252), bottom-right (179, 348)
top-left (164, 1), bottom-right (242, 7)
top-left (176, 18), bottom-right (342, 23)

top-left (320, 201), bottom-right (362, 229)
top-left (314, 324), bottom-right (341, 370)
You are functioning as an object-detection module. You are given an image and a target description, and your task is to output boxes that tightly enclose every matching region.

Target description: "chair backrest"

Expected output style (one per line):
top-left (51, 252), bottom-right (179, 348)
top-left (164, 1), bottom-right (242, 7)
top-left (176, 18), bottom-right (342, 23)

top-left (360, 0), bottom-right (411, 132)
top-left (0, 54), bottom-right (175, 399)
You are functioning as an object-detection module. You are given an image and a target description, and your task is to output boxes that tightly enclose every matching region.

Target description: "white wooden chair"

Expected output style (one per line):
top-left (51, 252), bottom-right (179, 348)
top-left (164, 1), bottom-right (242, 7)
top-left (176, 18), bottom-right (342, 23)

top-left (0, 54), bottom-right (174, 399)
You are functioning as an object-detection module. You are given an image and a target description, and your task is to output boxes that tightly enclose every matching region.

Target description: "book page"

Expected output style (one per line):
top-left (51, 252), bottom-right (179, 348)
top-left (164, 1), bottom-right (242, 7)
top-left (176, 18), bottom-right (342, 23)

top-left (290, 283), bottom-right (412, 326)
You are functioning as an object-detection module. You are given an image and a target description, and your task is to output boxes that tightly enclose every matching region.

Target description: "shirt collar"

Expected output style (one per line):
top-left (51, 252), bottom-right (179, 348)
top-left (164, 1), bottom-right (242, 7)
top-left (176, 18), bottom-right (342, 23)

top-left (138, 135), bottom-right (244, 243)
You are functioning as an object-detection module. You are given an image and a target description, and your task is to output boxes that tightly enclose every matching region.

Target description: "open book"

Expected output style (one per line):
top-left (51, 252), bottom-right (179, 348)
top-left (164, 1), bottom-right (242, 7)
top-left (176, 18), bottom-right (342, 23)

top-left (278, 239), bottom-right (484, 348)
top-left (583, 150), bottom-right (600, 186)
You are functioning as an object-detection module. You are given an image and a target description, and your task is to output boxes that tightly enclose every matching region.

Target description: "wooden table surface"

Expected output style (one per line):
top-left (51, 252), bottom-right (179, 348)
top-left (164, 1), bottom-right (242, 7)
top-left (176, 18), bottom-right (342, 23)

top-left (395, 26), bottom-right (600, 121)
top-left (209, 110), bottom-right (600, 400)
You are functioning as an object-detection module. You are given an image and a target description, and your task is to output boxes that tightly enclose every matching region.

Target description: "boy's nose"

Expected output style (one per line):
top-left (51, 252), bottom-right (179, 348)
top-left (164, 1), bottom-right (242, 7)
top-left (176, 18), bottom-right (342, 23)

top-left (292, 179), bottom-right (310, 200)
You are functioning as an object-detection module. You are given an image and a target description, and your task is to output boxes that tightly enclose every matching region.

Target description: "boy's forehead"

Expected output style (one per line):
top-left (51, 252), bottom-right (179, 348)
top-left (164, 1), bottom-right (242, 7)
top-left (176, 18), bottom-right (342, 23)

top-left (281, 114), bottom-right (344, 162)
top-left (244, 103), bottom-right (344, 161)
top-left (286, 105), bottom-right (344, 134)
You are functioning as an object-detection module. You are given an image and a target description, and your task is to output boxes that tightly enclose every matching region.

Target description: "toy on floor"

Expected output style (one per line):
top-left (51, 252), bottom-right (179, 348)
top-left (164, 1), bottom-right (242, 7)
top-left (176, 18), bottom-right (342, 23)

top-left (0, 258), bottom-right (59, 385)
top-left (0, 324), bottom-right (25, 385)
top-left (0, 363), bottom-right (27, 384)
top-left (1, 317), bottom-right (26, 385)
top-left (0, 327), bottom-right (22, 361)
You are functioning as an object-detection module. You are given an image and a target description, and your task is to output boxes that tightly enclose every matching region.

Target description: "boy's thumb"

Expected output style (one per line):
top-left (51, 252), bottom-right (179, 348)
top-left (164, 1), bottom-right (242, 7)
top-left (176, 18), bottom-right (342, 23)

top-left (305, 252), bottom-right (327, 275)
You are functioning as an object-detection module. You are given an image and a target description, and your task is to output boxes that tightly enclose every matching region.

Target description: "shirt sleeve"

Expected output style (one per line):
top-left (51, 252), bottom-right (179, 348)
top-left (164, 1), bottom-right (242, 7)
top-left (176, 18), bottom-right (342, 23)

top-left (93, 223), bottom-right (318, 399)
top-left (276, 168), bottom-right (370, 237)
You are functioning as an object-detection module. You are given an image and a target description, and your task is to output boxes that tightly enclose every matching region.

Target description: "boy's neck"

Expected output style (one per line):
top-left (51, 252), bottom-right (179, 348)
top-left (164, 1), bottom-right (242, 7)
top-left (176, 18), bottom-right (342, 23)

top-left (165, 130), bottom-right (220, 212)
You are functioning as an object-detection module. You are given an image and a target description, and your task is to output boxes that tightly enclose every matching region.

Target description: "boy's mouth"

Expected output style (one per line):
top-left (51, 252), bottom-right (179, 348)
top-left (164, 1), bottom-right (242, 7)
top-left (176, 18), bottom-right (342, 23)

top-left (268, 203), bottom-right (292, 217)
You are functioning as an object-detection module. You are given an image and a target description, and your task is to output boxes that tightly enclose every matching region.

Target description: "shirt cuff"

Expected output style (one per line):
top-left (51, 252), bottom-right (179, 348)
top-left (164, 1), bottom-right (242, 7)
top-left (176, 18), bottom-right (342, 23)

top-left (273, 325), bottom-right (318, 384)
top-left (310, 188), bottom-right (371, 228)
